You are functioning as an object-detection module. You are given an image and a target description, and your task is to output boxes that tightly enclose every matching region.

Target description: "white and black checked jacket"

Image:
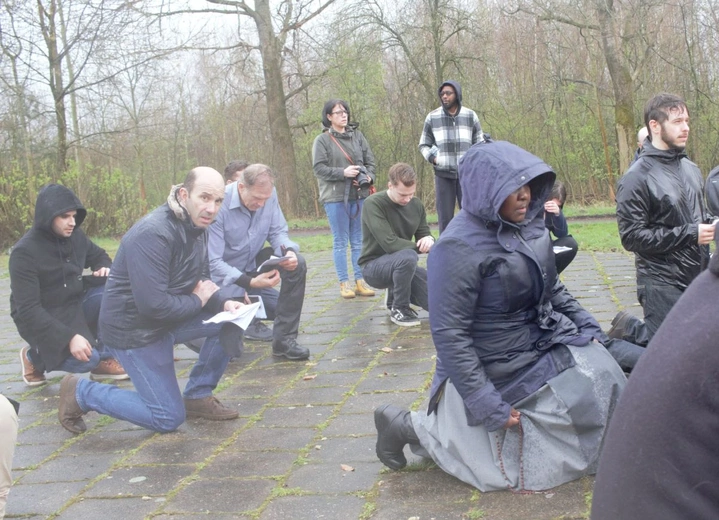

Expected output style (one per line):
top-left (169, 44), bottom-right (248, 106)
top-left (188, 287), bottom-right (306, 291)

top-left (418, 106), bottom-right (483, 179)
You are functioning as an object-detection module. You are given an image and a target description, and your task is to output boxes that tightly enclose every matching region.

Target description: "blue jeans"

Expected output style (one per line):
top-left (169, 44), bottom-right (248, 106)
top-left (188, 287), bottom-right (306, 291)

top-left (75, 312), bottom-right (228, 433)
top-left (324, 200), bottom-right (364, 283)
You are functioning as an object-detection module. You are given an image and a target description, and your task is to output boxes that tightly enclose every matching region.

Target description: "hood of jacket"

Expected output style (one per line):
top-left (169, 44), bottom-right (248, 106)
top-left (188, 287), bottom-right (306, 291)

top-left (438, 80), bottom-right (463, 106)
top-left (34, 184), bottom-right (87, 233)
top-left (458, 140), bottom-right (555, 227)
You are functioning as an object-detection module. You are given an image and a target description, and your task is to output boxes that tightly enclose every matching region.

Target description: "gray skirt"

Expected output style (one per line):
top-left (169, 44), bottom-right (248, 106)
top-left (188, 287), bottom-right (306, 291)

top-left (410, 343), bottom-right (626, 492)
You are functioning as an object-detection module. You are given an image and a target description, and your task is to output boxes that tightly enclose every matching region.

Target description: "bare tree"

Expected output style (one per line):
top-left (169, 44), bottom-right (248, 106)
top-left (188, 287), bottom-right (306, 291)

top-left (506, 0), bottom-right (654, 178)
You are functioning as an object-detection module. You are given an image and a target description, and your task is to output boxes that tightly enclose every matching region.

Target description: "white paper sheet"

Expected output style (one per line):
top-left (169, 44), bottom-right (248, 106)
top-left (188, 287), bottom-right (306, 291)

top-left (203, 301), bottom-right (261, 330)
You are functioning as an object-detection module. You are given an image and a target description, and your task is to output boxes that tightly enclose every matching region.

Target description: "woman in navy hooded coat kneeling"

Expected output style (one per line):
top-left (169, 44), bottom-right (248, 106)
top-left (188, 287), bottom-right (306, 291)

top-left (374, 140), bottom-right (628, 492)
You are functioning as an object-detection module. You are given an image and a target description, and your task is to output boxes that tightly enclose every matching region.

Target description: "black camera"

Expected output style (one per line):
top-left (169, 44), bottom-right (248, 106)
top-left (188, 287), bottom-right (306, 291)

top-left (356, 166), bottom-right (371, 188)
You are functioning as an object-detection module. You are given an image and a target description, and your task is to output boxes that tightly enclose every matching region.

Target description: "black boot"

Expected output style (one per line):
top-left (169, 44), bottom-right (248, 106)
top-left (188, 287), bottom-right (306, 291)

top-left (374, 404), bottom-right (419, 470)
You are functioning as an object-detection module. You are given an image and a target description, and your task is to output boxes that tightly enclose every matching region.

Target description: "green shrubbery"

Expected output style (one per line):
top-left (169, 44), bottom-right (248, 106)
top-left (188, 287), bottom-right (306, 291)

top-left (0, 161), bottom-right (146, 249)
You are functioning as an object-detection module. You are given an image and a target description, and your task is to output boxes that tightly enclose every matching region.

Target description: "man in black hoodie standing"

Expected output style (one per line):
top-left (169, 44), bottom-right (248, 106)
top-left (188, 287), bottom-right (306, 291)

top-left (10, 184), bottom-right (128, 387)
top-left (610, 93), bottom-right (714, 346)
top-left (419, 80), bottom-right (483, 233)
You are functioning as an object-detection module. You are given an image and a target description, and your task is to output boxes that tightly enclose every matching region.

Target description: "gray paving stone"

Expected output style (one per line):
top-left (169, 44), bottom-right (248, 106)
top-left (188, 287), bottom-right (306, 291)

top-left (286, 461), bottom-right (379, 493)
top-left (7, 480), bottom-right (89, 516)
top-left (260, 404), bottom-right (334, 428)
top-left (83, 464), bottom-right (196, 497)
top-left (232, 426), bottom-right (317, 452)
top-left (164, 477), bottom-right (275, 514)
top-left (20, 452), bottom-right (118, 484)
top-left (198, 449), bottom-right (299, 478)
top-left (56, 497), bottom-right (161, 519)
top-left (259, 494), bottom-right (366, 520)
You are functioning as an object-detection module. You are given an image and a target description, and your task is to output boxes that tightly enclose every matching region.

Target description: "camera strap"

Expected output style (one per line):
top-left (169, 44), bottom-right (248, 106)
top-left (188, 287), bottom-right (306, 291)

top-left (327, 132), bottom-right (361, 219)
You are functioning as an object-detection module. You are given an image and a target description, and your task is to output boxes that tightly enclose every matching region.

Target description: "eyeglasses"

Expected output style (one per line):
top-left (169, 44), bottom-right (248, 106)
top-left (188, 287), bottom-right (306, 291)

top-left (331, 110), bottom-right (348, 116)
top-left (440, 90), bottom-right (455, 97)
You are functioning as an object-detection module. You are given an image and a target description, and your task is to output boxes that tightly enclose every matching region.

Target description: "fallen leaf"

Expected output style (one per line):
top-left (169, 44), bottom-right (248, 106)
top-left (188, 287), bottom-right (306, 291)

top-left (380, 347), bottom-right (393, 353)
top-left (340, 464), bottom-right (355, 472)
top-left (128, 476), bottom-right (146, 483)
top-left (303, 374), bottom-right (317, 380)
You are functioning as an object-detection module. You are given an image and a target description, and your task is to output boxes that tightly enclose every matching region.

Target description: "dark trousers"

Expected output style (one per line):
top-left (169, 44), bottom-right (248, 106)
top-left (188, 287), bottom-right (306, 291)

top-left (231, 253), bottom-right (306, 347)
top-left (553, 235), bottom-right (579, 274)
top-left (361, 249), bottom-right (428, 310)
top-left (619, 275), bottom-right (684, 347)
top-left (435, 176), bottom-right (462, 234)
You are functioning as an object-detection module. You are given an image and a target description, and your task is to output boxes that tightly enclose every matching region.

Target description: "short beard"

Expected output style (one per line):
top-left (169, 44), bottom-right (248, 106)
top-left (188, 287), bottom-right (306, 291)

top-left (660, 125), bottom-right (686, 151)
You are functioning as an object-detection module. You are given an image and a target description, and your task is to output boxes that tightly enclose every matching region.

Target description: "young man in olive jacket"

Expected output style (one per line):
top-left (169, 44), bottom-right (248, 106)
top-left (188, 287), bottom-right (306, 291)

top-left (611, 93), bottom-right (714, 346)
top-left (359, 163), bottom-right (434, 327)
top-left (10, 184), bottom-right (127, 386)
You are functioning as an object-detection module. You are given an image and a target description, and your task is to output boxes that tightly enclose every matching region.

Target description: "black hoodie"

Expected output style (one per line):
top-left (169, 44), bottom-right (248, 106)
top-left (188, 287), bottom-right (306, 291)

top-left (9, 184), bottom-right (111, 371)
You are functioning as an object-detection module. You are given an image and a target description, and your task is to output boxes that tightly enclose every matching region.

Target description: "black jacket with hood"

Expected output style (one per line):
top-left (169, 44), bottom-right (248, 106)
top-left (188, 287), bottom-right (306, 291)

top-left (616, 140), bottom-right (709, 290)
top-left (9, 184), bottom-right (112, 371)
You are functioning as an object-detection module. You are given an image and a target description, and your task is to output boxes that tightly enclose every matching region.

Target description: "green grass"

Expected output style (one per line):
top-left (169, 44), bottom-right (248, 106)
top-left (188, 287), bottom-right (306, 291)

top-left (570, 220), bottom-right (623, 252)
top-left (564, 202), bottom-right (615, 218)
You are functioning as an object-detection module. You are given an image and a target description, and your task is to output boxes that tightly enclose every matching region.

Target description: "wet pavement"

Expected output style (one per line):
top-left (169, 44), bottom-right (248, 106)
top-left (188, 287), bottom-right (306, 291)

top-left (1, 250), bottom-right (642, 520)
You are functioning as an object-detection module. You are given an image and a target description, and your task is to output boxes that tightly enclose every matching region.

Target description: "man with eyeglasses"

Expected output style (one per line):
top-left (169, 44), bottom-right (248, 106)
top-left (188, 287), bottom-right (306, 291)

top-left (419, 80), bottom-right (484, 233)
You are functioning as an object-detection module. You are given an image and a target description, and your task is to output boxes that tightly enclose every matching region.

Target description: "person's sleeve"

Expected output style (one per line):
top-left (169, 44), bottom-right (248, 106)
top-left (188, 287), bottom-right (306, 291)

top-left (266, 193), bottom-right (300, 255)
top-left (547, 211), bottom-right (569, 238)
top-left (418, 115), bottom-right (437, 163)
top-left (312, 134), bottom-right (345, 182)
top-left (616, 173), bottom-right (698, 254)
top-left (208, 209), bottom-right (243, 286)
top-left (84, 234), bottom-right (112, 270)
top-left (428, 238), bottom-right (511, 432)
top-left (124, 230), bottom-right (203, 322)
top-left (359, 132), bottom-right (376, 182)
top-left (363, 197), bottom-right (417, 254)
top-left (471, 111), bottom-right (483, 144)
top-left (9, 247), bottom-right (75, 348)
top-left (548, 278), bottom-right (605, 341)
top-left (414, 204), bottom-right (432, 241)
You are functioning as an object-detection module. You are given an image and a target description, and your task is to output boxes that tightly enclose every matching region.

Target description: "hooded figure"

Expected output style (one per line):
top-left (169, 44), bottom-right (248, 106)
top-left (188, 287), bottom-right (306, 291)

top-left (10, 184), bottom-right (112, 372)
top-left (374, 141), bottom-right (629, 492)
top-left (418, 80), bottom-right (483, 233)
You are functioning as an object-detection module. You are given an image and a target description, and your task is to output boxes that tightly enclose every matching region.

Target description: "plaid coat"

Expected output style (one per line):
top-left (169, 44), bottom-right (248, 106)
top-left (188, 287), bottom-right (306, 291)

top-left (419, 82), bottom-right (483, 180)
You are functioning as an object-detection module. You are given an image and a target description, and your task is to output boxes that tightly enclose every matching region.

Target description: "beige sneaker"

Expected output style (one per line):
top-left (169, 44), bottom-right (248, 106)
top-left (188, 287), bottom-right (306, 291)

top-left (90, 358), bottom-right (130, 381)
top-left (355, 279), bottom-right (375, 297)
top-left (339, 281), bottom-right (356, 299)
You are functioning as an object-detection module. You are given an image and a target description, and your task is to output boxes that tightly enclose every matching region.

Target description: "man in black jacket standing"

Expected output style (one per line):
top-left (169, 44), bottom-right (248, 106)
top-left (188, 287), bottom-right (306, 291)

top-left (610, 93), bottom-right (714, 346)
top-left (58, 167), bottom-right (245, 434)
top-left (10, 184), bottom-right (128, 386)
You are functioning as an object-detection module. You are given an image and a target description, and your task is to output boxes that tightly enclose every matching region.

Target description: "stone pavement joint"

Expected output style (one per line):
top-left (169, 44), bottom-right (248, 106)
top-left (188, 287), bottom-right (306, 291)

top-left (0, 250), bottom-right (639, 519)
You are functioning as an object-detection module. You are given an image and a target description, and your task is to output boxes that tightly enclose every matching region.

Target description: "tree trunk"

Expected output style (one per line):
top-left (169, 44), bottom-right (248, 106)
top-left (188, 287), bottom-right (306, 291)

top-left (38, 0), bottom-right (69, 175)
top-left (254, 0), bottom-right (299, 216)
top-left (594, 0), bottom-right (634, 176)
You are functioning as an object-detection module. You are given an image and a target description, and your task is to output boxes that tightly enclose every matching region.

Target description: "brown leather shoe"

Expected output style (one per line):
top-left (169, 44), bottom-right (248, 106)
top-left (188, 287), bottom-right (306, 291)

top-left (58, 374), bottom-right (87, 434)
top-left (20, 346), bottom-right (47, 387)
top-left (90, 358), bottom-right (130, 381)
top-left (184, 396), bottom-right (238, 421)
